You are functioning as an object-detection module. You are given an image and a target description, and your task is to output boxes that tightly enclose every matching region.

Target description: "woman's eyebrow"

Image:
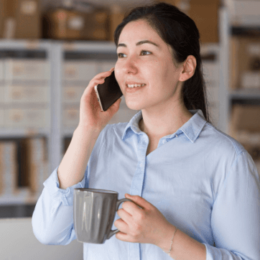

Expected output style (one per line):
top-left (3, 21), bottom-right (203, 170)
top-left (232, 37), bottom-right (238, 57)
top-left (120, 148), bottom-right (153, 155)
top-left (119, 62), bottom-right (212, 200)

top-left (117, 40), bottom-right (159, 48)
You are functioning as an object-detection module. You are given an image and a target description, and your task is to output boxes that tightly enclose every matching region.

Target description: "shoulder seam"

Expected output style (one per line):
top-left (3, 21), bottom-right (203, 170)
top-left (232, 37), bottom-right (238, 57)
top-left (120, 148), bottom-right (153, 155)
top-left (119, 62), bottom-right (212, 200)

top-left (206, 124), bottom-right (244, 156)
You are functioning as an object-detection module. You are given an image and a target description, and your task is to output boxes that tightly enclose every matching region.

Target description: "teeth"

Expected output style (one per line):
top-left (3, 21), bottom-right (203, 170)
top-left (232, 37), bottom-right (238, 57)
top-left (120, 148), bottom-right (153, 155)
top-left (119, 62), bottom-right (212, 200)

top-left (127, 84), bottom-right (146, 88)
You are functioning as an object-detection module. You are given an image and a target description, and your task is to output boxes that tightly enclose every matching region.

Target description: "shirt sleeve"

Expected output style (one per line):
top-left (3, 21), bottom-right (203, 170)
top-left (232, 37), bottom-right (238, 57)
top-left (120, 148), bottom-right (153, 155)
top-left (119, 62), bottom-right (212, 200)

top-left (31, 125), bottom-right (109, 245)
top-left (203, 150), bottom-right (260, 260)
top-left (32, 167), bottom-right (86, 245)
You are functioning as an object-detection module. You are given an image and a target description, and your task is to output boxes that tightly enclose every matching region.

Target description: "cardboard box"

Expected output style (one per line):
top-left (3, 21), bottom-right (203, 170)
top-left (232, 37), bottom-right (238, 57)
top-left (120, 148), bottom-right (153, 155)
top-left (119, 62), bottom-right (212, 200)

top-left (62, 85), bottom-right (85, 104)
top-left (230, 105), bottom-right (260, 134)
top-left (228, 1), bottom-right (260, 26)
top-left (5, 107), bottom-right (49, 128)
top-left (0, 0), bottom-right (41, 39)
top-left (230, 37), bottom-right (260, 90)
top-left (5, 59), bottom-right (50, 82)
top-left (108, 11), bottom-right (125, 42)
top-left (43, 8), bottom-right (85, 40)
top-left (20, 137), bottom-right (48, 193)
top-left (43, 8), bottom-right (109, 41)
top-left (83, 11), bottom-right (109, 41)
top-left (155, 0), bottom-right (220, 43)
top-left (63, 61), bottom-right (98, 82)
top-left (0, 141), bottom-right (18, 195)
top-left (4, 84), bottom-right (49, 104)
top-left (63, 105), bottom-right (79, 128)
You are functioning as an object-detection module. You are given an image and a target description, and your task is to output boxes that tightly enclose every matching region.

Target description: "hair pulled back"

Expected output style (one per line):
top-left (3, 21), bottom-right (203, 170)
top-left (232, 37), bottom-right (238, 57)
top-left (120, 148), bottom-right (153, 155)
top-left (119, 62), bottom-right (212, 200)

top-left (114, 2), bottom-right (209, 121)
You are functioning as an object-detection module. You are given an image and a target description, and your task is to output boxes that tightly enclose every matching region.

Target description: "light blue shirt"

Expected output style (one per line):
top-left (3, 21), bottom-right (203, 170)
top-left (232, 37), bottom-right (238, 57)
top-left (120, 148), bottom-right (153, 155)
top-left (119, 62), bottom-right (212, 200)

top-left (32, 110), bottom-right (260, 260)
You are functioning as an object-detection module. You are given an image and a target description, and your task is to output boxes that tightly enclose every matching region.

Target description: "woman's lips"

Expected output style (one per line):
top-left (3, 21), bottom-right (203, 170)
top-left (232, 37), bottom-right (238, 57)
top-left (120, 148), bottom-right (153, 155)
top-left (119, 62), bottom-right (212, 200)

top-left (125, 83), bottom-right (146, 93)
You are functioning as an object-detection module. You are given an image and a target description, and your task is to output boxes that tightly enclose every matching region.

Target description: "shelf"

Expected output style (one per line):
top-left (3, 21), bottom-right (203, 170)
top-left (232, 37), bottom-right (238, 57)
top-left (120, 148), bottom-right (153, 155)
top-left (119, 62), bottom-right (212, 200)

top-left (0, 40), bottom-right (52, 50)
top-left (0, 189), bottom-right (39, 205)
top-left (229, 89), bottom-right (260, 100)
top-left (0, 129), bottom-right (50, 138)
top-left (200, 44), bottom-right (220, 56)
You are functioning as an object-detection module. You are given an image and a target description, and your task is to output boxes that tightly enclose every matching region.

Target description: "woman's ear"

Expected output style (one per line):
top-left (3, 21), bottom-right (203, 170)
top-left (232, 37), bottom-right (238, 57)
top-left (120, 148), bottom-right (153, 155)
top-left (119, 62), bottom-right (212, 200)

top-left (179, 55), bottom-right (197, 82)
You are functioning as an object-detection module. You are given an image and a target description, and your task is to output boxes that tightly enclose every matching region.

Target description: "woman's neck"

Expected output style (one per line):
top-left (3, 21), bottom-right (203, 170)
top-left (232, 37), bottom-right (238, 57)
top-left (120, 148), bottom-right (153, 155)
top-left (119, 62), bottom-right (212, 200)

top-left (139, 105), bottom-right (193, 140)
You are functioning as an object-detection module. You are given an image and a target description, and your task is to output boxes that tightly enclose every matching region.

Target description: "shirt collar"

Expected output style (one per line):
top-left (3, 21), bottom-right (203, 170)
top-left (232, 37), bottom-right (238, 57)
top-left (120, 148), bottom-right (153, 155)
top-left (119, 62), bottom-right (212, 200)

top-left (122, 109), bottom-right (207, 143)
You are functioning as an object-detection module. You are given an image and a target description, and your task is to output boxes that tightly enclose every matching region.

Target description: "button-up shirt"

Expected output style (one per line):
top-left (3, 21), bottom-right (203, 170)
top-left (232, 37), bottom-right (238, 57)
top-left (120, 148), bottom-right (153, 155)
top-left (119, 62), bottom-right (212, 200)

top-left (32, 110), bottom-right (260, 260)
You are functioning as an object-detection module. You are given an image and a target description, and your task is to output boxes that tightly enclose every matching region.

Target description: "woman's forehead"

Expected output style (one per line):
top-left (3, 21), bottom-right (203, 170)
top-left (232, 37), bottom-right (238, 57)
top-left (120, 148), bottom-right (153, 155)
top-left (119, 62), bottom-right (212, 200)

top-left (118, 19), bottom-right (162, 43)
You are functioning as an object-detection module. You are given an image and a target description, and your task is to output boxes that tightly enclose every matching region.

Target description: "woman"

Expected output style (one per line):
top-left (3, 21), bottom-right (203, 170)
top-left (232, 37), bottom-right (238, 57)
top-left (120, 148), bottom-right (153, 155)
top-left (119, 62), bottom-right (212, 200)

top-left (32, 3), bottom-right (260, 260)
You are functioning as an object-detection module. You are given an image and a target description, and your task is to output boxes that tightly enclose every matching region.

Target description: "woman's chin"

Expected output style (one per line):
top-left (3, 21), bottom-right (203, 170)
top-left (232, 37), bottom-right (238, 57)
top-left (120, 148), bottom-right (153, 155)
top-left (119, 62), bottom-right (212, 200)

top-left (125, 101), bottom-right (143, 111)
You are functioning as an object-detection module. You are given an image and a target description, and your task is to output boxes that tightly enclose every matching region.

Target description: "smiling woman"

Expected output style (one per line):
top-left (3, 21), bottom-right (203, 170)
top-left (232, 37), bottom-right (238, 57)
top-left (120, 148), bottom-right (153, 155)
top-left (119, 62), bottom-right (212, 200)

top-left (32, 3), bottom-right (260, 260)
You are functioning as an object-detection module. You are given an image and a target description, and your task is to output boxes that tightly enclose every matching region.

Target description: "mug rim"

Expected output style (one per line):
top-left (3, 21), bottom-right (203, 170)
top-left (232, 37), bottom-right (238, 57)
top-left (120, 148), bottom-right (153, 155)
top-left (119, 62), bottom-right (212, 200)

top-left (74, 188), bottom-right (118, 194)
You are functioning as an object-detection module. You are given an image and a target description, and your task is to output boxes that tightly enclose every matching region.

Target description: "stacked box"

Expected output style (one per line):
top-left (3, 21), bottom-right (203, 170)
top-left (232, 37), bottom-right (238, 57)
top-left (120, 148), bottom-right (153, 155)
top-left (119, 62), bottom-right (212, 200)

top-left (108, 6), bottom-right (125, 42)
top-left (4, 105), bottom-right (49, 128)
top-left (3, 58), bottom-right (50, 129)
top-left (230, 37), bottom-right (260, 90)
top-left (63, 104), bottom-right (79, 128)
top-left (63, 61), bottom-right (98, 82)
top-left (62, 60), bottom-right (99, 129)
top-left (228, 0), bottom-right (260, 26)
top-left (155, 0), bottom-right (220, 43)
top-left (20, 137), bottom-right (48, 193)
top-left (0, 0), bottom-right (41, 39)
top-left (43, 8), bottom-right (109, 41)
top-left (0, 141), bottom-right (18, 195)
top-left (4, 59), bottom-right (50, 81)
top-left (229, 105), bottom-right (260, 173)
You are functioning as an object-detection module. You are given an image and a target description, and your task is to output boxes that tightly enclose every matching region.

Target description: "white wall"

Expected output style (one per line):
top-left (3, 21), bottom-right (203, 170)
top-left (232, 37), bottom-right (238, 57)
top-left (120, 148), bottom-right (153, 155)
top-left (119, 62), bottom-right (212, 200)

top-left (0, 218), bottom-right (83, 260)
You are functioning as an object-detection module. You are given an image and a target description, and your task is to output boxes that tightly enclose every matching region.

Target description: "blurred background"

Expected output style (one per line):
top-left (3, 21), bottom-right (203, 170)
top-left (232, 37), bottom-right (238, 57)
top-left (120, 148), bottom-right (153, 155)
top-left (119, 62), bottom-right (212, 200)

top-left (0, 0), bottom-right (259, 219)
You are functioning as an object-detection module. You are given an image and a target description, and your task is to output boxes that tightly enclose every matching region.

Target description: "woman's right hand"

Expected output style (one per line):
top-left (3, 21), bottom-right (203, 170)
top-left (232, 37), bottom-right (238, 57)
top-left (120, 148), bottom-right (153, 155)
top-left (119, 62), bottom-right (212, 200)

top-left (77, 68), bottom-right (121, 132)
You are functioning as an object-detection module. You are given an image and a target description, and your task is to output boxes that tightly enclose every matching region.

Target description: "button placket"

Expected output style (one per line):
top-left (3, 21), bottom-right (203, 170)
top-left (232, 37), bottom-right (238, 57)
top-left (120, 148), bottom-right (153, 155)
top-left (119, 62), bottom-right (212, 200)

top-left (128, 135), bottom-right (147, 260)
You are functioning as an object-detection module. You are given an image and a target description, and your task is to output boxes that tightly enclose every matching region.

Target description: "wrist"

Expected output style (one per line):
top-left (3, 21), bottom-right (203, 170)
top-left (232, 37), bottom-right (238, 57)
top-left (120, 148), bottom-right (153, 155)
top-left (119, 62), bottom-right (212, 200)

top-left (157, 224), bottom-right (177, 253)
top-left (74, 125), bottom-right (101, 139)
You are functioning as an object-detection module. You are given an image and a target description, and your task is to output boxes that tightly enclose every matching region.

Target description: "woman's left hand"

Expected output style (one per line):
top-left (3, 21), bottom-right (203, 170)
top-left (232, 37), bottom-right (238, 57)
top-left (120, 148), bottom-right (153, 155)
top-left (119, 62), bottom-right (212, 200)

top-left (114, 193), bottom-right (173, 246)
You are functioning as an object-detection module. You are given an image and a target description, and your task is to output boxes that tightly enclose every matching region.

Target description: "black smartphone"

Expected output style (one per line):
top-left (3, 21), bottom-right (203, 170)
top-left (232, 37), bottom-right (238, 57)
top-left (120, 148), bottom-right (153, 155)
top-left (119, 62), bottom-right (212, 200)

top-left (94, 71), bottom-right (123, 111)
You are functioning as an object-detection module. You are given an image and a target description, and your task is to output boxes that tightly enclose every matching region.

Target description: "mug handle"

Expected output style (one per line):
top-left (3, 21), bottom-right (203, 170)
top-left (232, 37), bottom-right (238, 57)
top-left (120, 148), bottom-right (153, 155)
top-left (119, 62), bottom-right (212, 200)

top-left (107, 198), bottom-right (132, 240)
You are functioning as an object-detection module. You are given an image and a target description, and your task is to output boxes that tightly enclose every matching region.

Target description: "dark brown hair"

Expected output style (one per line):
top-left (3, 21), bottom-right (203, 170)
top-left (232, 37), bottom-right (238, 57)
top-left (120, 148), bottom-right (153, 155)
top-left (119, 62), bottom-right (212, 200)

top-left (114, 2), bottom-right (209, 121)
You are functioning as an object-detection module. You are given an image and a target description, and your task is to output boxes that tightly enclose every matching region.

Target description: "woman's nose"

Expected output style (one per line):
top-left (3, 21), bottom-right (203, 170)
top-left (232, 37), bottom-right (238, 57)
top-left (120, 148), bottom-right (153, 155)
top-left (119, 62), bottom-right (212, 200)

top-left (122, 56), bottom-right (138, 74)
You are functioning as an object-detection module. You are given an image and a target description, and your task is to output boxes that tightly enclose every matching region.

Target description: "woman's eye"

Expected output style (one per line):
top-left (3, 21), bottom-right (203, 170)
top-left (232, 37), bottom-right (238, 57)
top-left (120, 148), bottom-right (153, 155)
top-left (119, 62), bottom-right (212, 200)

top-left (117, 53), bottom-right (126, 58)
top-left (141, 50), bottom-right (151, 55)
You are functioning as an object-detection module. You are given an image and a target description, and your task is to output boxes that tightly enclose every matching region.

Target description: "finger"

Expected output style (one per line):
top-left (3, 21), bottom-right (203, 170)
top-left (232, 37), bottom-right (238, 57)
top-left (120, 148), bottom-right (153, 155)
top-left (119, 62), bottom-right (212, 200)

top-left (116, 231), bottom-right (134, 242)
top-left (117, 208), bottom-right (133, 224)
top-left (125, 194), bottom-right (151, 210)
top-left (93, 69), bottom-right (113, 81)
top-left (82, 78), bottom-right (105, 97)
top-left (114, 218), bottom-right (129, 234)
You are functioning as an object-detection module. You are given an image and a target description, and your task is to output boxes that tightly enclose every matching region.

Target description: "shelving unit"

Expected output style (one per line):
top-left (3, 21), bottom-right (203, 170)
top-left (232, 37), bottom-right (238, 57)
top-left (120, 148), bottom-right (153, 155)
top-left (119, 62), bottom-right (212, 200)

top-left (222, 0), bottom-right (260, 133)
top-left (2, 3), bottom-right (259, 211)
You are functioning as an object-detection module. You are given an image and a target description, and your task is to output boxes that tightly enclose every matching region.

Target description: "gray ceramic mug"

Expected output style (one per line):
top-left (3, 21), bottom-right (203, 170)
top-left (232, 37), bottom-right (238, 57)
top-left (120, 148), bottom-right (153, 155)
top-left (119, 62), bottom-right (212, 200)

top-left (74, 188), bottom-right (132, 244)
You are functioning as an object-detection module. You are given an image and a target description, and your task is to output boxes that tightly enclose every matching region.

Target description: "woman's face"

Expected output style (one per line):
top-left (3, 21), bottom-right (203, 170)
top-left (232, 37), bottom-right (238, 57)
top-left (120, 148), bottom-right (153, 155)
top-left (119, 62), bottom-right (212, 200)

top-left (115, 19), bottom-right (184, 112)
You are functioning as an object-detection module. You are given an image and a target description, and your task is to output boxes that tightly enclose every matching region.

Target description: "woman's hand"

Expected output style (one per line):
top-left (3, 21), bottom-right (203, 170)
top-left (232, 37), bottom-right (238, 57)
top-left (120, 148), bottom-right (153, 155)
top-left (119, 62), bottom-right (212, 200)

top-left (78, 68), bottom-right (121, 131)
top-left (114, 194), bottom-right (174, 247)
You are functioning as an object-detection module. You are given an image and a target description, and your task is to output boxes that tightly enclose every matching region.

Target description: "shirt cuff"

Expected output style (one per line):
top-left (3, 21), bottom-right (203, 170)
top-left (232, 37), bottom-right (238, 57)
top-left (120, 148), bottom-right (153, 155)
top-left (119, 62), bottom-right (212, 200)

top-left (43, 167), bottom-right (86, 206)
top-left (203, 243), bottom-right (240, 260)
